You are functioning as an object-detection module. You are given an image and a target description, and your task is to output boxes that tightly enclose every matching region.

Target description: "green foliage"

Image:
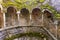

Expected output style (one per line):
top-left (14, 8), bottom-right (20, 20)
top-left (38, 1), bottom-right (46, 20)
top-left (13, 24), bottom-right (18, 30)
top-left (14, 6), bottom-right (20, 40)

top-left (5, 32), bottom-right (47, 40)
top-left (2, 0), bottom-right (60, 18)
top-left (40, 4), bottom-right (60, 18)
top-left (2, 0), bottom-right (45, 10)
top-left (39, 0), bottom-right (45, 3)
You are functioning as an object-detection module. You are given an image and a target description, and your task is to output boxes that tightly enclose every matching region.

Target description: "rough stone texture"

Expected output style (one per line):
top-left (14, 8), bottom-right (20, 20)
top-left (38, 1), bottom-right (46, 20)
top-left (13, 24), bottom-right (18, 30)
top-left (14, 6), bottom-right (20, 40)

top-left (19, 8), bottom-right (30, 26)
top-left (0, 8), bottom-right (4, 28)
top-left (5, 6), bottom-right (18, 27)
top-left (31, 8), bottom-right (43, 26)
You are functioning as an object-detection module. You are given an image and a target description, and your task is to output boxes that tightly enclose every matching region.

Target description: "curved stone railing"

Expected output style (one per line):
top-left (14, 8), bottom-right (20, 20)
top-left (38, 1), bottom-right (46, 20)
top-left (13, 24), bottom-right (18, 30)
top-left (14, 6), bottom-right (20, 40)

top-left (0, 26), bottom-right (58, 40)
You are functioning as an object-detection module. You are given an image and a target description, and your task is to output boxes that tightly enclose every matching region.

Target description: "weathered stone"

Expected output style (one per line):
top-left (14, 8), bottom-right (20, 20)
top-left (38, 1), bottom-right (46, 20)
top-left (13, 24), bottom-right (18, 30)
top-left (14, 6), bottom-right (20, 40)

top-left (31, 8), bottom-right (42, 26)
top-left (43, 9), bottom-right (57, 37)
top-left (0, 8), bottom-right (4, 28)
top-left (19, 8), bottom-right (30, 26)
top-left (6, 6), bottom-right (18, 27)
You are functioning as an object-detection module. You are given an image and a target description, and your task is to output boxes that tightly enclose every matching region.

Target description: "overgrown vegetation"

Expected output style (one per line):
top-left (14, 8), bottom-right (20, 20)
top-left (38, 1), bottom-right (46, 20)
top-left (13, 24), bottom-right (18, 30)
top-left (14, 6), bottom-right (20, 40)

top-left (5, 32), bottom-right (48, 40)
top-left (2, 0), bottom-right (60, 18)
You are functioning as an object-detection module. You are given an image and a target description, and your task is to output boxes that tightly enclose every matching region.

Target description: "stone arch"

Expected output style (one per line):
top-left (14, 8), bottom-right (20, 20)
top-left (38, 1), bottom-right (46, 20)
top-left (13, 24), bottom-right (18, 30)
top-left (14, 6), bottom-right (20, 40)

top-left (31, 8), bottom-right (42, 18)
top-left (19, 8), bottom-right (30, 26)
top-left (6, 6), bottom-right (17, 17)
top-left (43, 9), bottom-right (54, 22)
top-left (42, 9), bottom-right (56, 36)
top-left (32, 8), bottom-right (41, 15)
top-left (6, 6), bottom-right (17, 27)
top-left (20, 8), bottom-right (30, 17)
top-left (31, 8), bottom-right (42, 26)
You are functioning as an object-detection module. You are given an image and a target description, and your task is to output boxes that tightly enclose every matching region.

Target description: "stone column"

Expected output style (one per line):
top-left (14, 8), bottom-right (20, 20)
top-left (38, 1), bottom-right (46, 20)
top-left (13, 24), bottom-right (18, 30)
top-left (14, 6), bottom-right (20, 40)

top-left (0, 8), bottom-right (4, 28)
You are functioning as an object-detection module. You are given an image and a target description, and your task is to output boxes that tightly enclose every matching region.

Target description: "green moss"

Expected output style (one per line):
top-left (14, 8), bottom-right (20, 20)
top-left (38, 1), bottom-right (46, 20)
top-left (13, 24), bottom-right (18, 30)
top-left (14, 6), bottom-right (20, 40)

top-left (39, 0), bottom-right (45, 3)
top-left (5, 32), bottom-right (48, 40)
